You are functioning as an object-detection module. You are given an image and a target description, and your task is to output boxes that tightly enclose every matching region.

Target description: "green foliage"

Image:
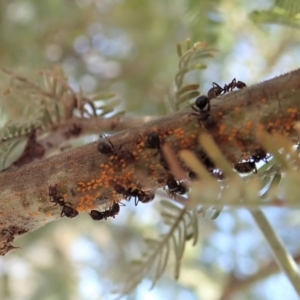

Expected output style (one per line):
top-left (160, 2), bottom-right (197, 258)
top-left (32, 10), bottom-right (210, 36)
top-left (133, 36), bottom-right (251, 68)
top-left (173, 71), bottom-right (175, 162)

top-left (250, 1), bottom-right (300, 28)
top-left (182, 132), bottom-right (300, 209)
top-left (114, 200), bottom-right (200, 295)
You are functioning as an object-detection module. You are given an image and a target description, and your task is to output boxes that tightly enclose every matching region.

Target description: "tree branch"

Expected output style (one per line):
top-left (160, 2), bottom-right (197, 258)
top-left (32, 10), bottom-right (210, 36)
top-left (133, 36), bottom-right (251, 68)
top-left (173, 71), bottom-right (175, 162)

top-left (251, 209), bottom-right (300, 297)
top-left (37, 114), bottom-right (156, 158)
top-left (1, 68), bottom-right (300, 255)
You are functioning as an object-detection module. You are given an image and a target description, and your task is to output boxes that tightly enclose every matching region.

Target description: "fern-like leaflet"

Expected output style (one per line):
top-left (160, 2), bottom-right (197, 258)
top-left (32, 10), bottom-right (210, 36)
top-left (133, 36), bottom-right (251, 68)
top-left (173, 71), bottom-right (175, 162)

top-left (114, 199), bottom-right (199, 296)
top-left (250, 1), bottom-right (300, 29)
top-left (168, 39), bottom-right (217, 112)
top-left (0, 67), bottom-right (120, 170)
top-left (181, 131), bottom-right (300, 209)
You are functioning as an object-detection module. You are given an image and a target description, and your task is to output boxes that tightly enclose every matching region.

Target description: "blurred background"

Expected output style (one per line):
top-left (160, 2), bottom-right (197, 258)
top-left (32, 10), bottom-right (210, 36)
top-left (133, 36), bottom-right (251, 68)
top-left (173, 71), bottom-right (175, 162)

top-left (1, 0), bottom-right (300, 299)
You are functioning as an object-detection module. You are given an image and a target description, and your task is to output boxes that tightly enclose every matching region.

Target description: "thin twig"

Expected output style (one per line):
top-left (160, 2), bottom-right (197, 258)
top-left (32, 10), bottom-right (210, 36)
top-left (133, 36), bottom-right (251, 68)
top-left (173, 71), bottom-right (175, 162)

top-left (219, 252), bottom-right (300, 300)
top-left (250, 208), bottom-right (300, 297)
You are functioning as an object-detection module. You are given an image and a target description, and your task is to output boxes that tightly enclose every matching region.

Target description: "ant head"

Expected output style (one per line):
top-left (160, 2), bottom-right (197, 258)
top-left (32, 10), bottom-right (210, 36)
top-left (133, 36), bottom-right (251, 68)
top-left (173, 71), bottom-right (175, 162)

top-left (114, 184), bottom-right (126, 194)
top-left (166, 176), bottom-right (178, 190)
top-left (110, 202), bottom-right (120, 215)
top-left (195, 96), bottom-right (209, 110)
top-left (98, 141), bottom-right (114, 156)
top-left (139, 191), bottom-right (155, 204)
top-left (89, 209), bottom-right (104, 221)
top-left (61, 205), bottom-right (79, 218)
top-left (146, 131), bottom-right (160, 149)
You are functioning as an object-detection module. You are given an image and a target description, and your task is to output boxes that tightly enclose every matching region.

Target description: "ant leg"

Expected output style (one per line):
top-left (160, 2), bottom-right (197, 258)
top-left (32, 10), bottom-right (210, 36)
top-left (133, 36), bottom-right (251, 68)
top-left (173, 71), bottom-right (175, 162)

top-left (212, 82), bottom-right (223, 96)
top-left (191, 105), bottom-right (199, 113)
top-left (208, 82), bottom-right (223, 99)
top-left (230, 78), bottom-right (236, 91)
top-left (222, 84), bottom-right (228, 94)
top-left (227, 77), bottom-right (236, 93)
top-left (105, 138), bottom-right (115, 153)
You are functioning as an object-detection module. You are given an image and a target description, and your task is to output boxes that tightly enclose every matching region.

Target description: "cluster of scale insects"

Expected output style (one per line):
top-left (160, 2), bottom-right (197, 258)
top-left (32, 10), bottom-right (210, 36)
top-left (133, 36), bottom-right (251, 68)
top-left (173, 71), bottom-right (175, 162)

top-left (98, 129), bottom-right (188, 204)
top-left (49, 185), bottom-right (120, 221)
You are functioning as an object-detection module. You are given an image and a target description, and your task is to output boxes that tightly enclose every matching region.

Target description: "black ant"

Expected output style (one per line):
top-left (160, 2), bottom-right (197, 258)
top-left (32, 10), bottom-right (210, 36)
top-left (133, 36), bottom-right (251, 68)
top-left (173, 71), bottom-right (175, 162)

top-left (207, 78), bottom-right (247, 100)
top-left (118, 150), bottom-right (136, 163)
top-left (191, 78), bottom-right (246, 124)
top-left (48, 185), bottom-right (79, 218)
top-left (89, 202), bottom-right (120, 221)
top-left (146, 131), bottom-right (161, 149)
top-left (114, 184), bottom-right (155, 205)
top-left (191, 95), bottom-right (210, 114)
top-left (223, 78), bottom-right (246, 94)
top-left (138, 190), bottom-right (155, 204)
top-left (114, 183), bottom-right (127, 195)
top-left (98, 136), bottom-right (136, 165)
top-left (197, 149), bottom-right (215, 171)
top-left (98, 139), bottom-right (115, 156)
top-left (233, 160), bottom-right (257, 174)
top-left (189, 89), bottom-right (215, 123)
top-left (166, 175), bottom-right (188, 198)
top-left (110, 202), bottom-right (120, 215)
top-left (189, 170), bottom-right (198, 180)
top-left (233, 148), bottom-right (270, 175)
top-left (89, 210), bottom-right (104, 221)
top-left (251, 148), bottom-right (270, 163)
top-left (159, 154), bottom-right (170, 171)
top-left (145, 131), bottom-right (169, 169)
top-left (207, 82), bottom-right (223, 100)
top-left (114, 184), bottom-right (139, 205)
top-left (49, 184), bottom-right (59, 199)
top-left (61, 205), bottom-right (79, 218)
top-left (190, 95), bottom-right (215, 125)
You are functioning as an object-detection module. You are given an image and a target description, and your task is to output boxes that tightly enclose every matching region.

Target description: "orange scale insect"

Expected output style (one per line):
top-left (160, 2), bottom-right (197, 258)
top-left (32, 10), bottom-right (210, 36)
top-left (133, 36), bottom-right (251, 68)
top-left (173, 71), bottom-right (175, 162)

top-left (219, 124), bottom-right (226, 134)
top-left (261, 98), bottom-right (267, 103)
top-left (245, 120), bottom-right (253, 129)
top-left (257, 123), bottom-right (265, 131)
top-left (287, 107), bottom-right (296, 114)
top-left (282, 131), bottom-right (288, 136)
